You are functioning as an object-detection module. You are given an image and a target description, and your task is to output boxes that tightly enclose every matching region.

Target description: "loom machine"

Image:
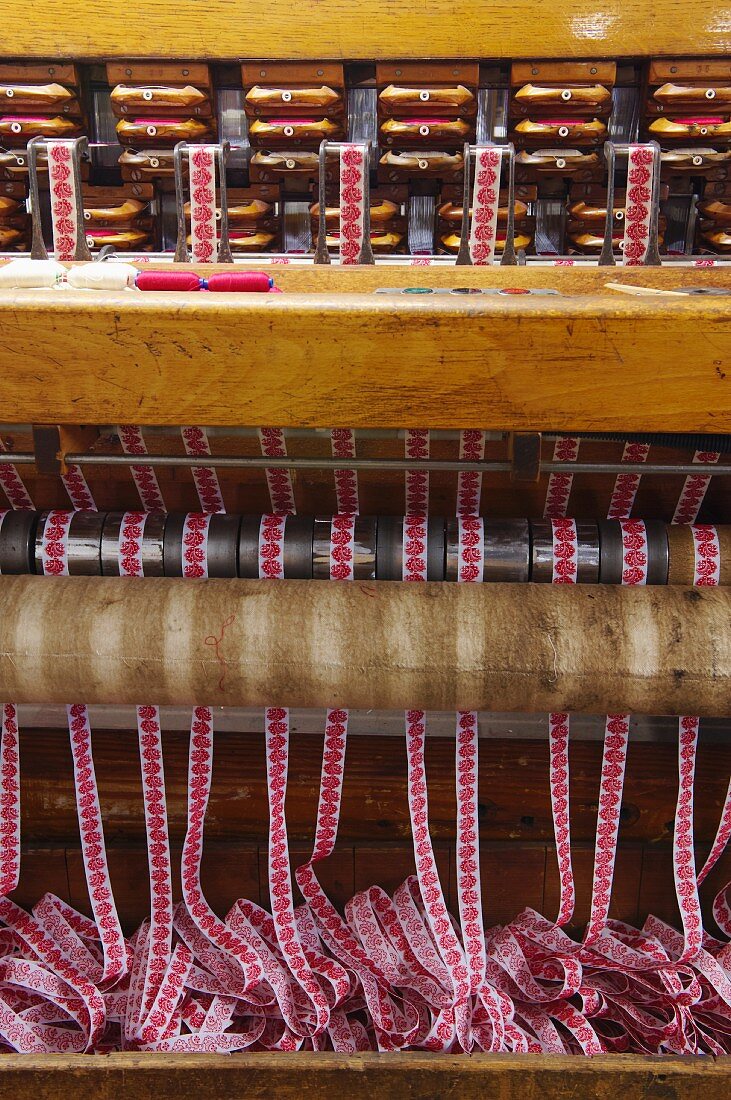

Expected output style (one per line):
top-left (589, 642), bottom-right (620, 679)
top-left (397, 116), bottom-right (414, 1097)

top-left (0, 1), bottom-right (729, 1096)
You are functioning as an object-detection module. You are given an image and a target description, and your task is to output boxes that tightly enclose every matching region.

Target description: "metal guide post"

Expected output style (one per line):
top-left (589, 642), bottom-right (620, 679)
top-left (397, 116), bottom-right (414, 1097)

top-left (599, 140), bottom-right (663, 268)
top-left (314, 139), bottom-right (375, 265)
top-left (173, 140), bottom-right (234, 264)
top-left (456, 142), bottom-right (517, 267)
top-left (27, 135), bottom-right (92, 262)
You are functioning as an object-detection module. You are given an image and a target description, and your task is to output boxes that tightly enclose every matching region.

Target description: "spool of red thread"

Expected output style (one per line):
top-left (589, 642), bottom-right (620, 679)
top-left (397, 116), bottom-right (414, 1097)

top-left (135, 270), bottom-right (202, 292)
top-left (205, 272), bottom-right (273, 293)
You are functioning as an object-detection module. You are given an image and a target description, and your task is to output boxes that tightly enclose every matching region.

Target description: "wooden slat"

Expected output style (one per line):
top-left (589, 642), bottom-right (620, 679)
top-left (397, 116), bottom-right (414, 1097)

top-left (0, 1052), bottom-right (728, 1098)
top-left (0, 286), bottom-right (729, 430)
top-left (18, 731), bottom-right (731, 844)
top-left (2, 1), bottom-right (729, 61)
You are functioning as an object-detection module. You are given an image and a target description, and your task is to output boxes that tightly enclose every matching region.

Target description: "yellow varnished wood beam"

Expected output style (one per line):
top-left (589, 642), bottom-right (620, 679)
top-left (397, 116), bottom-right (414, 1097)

top-left (0, 287), bottom-right (729, 431)
top-left (6, 0), bottom-right (731, 61)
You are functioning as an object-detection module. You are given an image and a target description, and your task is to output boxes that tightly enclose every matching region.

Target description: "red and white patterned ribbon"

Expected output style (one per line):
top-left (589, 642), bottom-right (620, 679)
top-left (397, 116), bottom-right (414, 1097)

top-left (672, 451), bottom-right (721, 525)
top-left (0, 435), bottom-right (33, 510)
top-left (47, 140), bottom-right (79, 261)
top-left (39, 509), bottom-right (73, 575)
top-left (619, 518), bottom-right (648, 586)
top-left (61, 466), bottom-right (96, 512)
top-left (607, 442), bottom-right (651, 520)
top-left (329, 515), bottom-right (355, 581)
top-left (674, 716), bottom-right (703, 961)
top-left (547, 518), bottom-right (577, 926)
top-left (402, 514), bottom-right (428, 582)
top-left (622, 145), bottom-right (656, 267)
top-left (188, 145), bottom-right (218, 264)
top-left (330, 429), bottom-right (359, 515)
top-left (0, 510), bottom-right (6, 569)
top-left (180, 427), bottom-right (225, 515)
top-left (544, 436), bottom-right (579, 519)
top-left (258, 514), bottom-right (286, 579)
top-left (258, 428), bottom-right (296, 516)
top-left (457, 430), bottom-right (485, 517)
top-left (339, 144), bottom-right (366, 266)
top-left (182, 513), bottom-right (211, 579)
top-left (691, 524), bottom-right (721, 586)
top-left (585, 713), bottom-right (632, 943)
top-left (66, 704), bottom-right (127, 986)
top-left (458, 516), bottom-right (484, 583)
top-left (468, 146), bottom-right (503, 265)
top-left (118, 426), bottom-right (165, 513)
top-left (118, 510), bottom-right (147, 577)
top-left (405, 429), bottom-right (429, 516)
top-left (551, 518), bottom-right (578, 584)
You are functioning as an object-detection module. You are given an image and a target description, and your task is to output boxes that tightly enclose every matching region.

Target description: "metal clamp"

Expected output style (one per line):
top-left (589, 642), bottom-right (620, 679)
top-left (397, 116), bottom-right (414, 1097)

top-left (456, 143), bottom-right (518, 267)
top-left (599, 141), bottom-right (662, 268)
top-left (314, 140), bottom-right (375, 265)
top-left (28, 136), bottom-right (92, 262)
top-left (173, 141), bottom-right (233, 264)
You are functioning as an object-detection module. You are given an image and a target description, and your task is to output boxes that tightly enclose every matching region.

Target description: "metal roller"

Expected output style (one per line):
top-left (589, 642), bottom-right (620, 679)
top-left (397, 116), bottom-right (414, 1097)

top-left (376, 516), bottom-right (446, 580)
top-left (531, 521), bottom-right (600, 583)
top-left (0, 510), bottom-right (37, 575)
top-left (35, 510), bottom-right (106, 576)
top-left (313, 516), bottom-right (377, 579)
top-left (163, 513), bottom-right (241, 577)
top-left (238, 515), bottom-right (315, 578)
top-left (446, 518), bottom-right (530, 582)
top-left (101, 512), bottom-right (167, 577)
top-left (598, 520), bottom-right (668, 585)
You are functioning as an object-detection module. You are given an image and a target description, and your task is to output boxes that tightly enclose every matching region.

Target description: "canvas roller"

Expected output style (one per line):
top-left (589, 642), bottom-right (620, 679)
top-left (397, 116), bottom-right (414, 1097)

top-left (0, 575), bottom-right (727, 715)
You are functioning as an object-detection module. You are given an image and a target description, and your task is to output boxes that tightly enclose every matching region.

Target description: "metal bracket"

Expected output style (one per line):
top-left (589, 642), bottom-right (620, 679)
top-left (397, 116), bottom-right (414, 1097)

top-left (173, 141), bottom-right (234, 264)
top-left (32, 425), bottom-right (99, 477)
top-left (27, 136), bottom-right (92, 262)
top-left (456, 142), bottom-right (518, 268)
top-left (599, 141), bottom-right (663, 268)
top-left (509, 432), bottom-right (542, 483)
top-left (314, 140), bottom-right (375, 265)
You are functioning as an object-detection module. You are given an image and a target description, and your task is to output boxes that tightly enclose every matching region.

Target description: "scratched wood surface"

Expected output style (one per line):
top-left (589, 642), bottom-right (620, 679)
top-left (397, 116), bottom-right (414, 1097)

top-left (0, 1052), bottom-right (728, 1098)
top-left (4, 1), bottom-right (730, 60)
top-left (0, 286), bottom-right (729, 430)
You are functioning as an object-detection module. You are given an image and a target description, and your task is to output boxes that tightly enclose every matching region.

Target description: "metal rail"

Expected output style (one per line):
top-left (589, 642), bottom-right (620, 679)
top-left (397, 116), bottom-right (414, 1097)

top-left (0, 453), bottom-right (728, 477)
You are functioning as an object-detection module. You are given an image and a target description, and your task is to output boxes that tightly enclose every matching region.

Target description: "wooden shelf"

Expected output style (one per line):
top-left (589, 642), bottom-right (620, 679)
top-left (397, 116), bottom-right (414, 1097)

top-left (0, 272), bottom-right (729, 431)
top-left (0, 1051), bottom-right (728, 1098)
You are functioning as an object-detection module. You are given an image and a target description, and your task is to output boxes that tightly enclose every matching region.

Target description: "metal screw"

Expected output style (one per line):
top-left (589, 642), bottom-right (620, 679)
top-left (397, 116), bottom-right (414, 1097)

top-left (532, 67), bottom-right (539, 75)
top-left (182, 68), bottom-right (189, 76)
top-left (670, 66), bottom-right (677, 73)
top-left (317, 69), bottom-right (324, 76)
top-left (395, 69), bottom-right (401, 76)
top-left (260, 70), bottom-right (266, 77)
top-left (125, 68), bottom-right (132, 76)
top-left (590, 67), bottom-right (597, 75)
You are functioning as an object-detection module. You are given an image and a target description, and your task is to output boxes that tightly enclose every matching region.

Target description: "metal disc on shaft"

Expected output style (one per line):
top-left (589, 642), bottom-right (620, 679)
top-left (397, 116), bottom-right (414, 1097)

top-left (531, 520), bottom-right (600, 583)
top-left (34, 510), bottom-right (107, 576)
top-left (0, 509), bottom-right (38, 574)
top-left (377, 516), bottom-right (446, 580)
top-left (101, 511), bottom-right (167, 576)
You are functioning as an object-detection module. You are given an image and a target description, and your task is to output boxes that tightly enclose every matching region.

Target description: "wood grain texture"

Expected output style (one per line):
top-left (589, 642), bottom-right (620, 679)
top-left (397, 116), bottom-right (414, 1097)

top-left (1, 577), bottom-right (728, 714)
top-left (4, 1), bottom-right (730, 60)
top-left (0, 286), bottom-right (729, 430)
top-left (0, 1052), bottom-right (727, 1098)
top-left (16, 730), bottom-right (731, 845)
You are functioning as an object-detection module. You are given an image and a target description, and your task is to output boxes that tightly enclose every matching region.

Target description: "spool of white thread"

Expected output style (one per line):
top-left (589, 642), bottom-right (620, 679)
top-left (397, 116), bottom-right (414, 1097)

top-left (66, 263), bottom-right (138, 290)
top-left (0, 258), bottom-right (65, 288)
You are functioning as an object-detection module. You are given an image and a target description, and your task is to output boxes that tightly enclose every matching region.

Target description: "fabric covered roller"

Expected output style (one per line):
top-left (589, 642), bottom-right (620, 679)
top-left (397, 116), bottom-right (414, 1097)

top-left (0, 575), bottom-right (727, 714)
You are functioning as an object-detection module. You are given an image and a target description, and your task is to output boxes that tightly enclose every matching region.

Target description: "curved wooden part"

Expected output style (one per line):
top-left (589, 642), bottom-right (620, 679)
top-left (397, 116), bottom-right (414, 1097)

top-left (0, 280), bottom-right (729, 430)
top-left (3, 1), bottom-right (730, 60)
top-left (0, 577), bottom-right (728, 714)
top-left (0, 1052), bottom-right (729, 1099)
